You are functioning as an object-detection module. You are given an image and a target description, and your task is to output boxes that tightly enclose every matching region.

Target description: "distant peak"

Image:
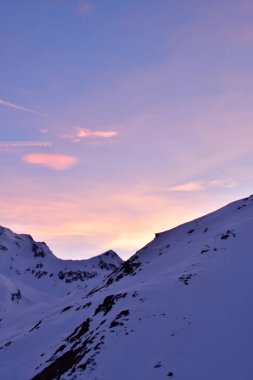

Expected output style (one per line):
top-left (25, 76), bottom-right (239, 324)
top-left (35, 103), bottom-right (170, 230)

top-left (102, 250), bottom-right (119, 258)
top-left (96, 249), bottom-right (122, 263)
top-left (0, 225), bottom-right (56, 259)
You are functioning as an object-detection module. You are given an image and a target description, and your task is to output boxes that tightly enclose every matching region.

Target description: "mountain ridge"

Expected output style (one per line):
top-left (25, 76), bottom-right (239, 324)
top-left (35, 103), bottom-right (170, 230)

top-left (1, 195), bottom-right (253, 379)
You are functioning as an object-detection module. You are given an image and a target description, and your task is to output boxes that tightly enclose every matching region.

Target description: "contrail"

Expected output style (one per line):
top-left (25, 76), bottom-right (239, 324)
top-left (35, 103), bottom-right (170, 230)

top-left (0, 141), bottom-right (52, 148)
top-left (0, 98), bottom-right (46, 116)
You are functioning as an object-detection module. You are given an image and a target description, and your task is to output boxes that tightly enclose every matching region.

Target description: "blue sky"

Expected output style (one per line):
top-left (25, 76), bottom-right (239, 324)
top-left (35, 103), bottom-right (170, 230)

top-left (1, 0), bottom-right (253, 259)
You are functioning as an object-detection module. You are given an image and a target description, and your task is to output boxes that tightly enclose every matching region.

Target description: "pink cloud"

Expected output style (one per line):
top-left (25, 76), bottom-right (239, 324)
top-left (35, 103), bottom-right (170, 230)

top-left (77, 128), bottom-right (118, 138)
top-left (22, 154), bottom-right (78, 170)
top-left (63, 128), bottom-right (118, 142)
top-left (167, 179), bottom-right (237, 192)
top-left (168, 181), bottom-right (205, 192)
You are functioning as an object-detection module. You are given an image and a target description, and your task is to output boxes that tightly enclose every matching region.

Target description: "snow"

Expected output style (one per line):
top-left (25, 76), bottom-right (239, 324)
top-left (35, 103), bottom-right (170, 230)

top-left (1, 195), bottom-right (253, 379)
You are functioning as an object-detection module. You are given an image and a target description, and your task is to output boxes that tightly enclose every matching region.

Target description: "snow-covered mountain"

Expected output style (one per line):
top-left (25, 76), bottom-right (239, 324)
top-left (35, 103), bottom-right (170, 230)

top-left (1, 195), bottom-right (253, 379)
top-left (0, 226), bottom-right (122, 310)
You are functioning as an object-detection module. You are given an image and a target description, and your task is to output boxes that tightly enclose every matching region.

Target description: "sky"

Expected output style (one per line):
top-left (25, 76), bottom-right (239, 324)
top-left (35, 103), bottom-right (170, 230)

top-left (1, 0), bottom-right (253, 260)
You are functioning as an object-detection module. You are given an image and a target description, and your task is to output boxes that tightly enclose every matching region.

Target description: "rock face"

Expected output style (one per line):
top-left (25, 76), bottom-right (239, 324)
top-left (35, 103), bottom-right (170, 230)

top-left (1, 196), bottom-right (253, 379)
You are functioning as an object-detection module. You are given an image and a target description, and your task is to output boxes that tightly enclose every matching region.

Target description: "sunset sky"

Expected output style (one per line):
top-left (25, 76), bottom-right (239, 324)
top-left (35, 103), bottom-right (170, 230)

top-left (1, 0), bottom-right (253, 259)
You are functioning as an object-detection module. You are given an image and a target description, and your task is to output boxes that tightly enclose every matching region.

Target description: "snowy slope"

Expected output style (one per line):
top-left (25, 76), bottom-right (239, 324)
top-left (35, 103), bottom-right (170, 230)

top-left (1, 196), bottom-right (253, 379)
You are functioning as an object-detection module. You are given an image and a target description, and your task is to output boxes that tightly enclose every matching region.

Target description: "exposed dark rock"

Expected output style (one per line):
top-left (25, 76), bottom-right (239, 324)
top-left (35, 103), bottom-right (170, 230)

top-left (65, 318), bottom-right (91, 344)
top-left (110, 320), bottom-right (124, 328)
top-left (32, 243), bottom-right (46, 258)
top-left (29, 320), bottom-right (42, 332)
top-left (179, 273), bottom-right (196, 285)
top-left (35, 263), bottom-right (44, 269)
top-left (58, 270), bottom-right (96, 283)
top-left (99, 259), bottom-right (117, 271)
top-left (11, 289), bottom-right (21, 302)
top-left (61, 305), bottom-right (73, 313)
top-left (220, 230), bottom-right (235, 240)
top-left (82, 301), bottom-right (92, 309)
top-left (94, 293), bottom-right (127, 316)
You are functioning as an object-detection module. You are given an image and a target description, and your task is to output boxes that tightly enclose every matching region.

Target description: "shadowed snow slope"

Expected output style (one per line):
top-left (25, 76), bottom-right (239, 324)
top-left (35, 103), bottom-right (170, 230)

top-left (1, 195), bottom-right (253, 379)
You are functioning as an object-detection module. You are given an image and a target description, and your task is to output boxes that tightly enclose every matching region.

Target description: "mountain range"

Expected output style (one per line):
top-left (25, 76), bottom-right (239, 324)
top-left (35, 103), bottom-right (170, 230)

top-left (1, 195), bottom-right (253, 379)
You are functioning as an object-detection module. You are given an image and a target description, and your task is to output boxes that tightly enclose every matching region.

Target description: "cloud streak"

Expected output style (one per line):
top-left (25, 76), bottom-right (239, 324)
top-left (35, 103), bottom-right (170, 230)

top-left (168, 179), bottom-right (237, 192)
top-left (63, 127), bottom-right (118, 143)
top-left (22, 154), bottom-right (78, 170)
top-left (0, 141), bottom-right (52, 148)
top-left (77, 128), bottom-right (117, 138)
top-left (0, 99), bottom-right (37, 114)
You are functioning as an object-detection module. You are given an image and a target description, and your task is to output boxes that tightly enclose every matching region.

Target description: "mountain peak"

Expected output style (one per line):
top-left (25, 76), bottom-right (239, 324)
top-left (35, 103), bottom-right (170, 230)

top-left (1, 196), bottom-right (253, 379)
top-left (100, 249), bottom-right (122, 261)
top-left (0, 226), bottom-right (123, 308)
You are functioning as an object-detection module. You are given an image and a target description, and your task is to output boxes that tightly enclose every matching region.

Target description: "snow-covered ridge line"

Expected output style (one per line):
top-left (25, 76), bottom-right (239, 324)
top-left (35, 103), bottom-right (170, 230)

top-left (0, 225), bottom-right (123, 311)
top-left (1, 195), bottom-right (253, 379)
